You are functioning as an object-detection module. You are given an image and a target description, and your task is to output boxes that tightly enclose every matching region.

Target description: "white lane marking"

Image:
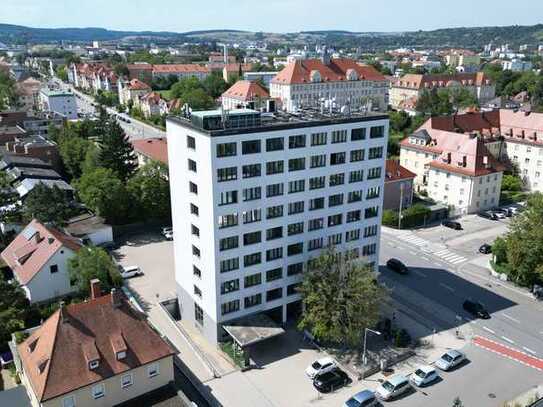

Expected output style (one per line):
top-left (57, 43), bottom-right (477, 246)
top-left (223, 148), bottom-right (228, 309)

top-left (523, 347), bottom-right (537, 355)
top-left (411, 269), bottom-right (427, 278)
top-left (434, 249), bottom-right (449, 255)
top-left (450, 257), bottom-right (467, 264)
top-left (387, 242), bottom-right (395, 247)
top-left (409, 251), bottom-right (418, 256)
top-left (502, 314), bottom-right (520, 324)
top-left (421, 256), bottom-right (430, 261)
top-left (501, 336), bottom-right (515, 344)
top-left (483, 326), bottom-right (495, 334)
top-left (439, 283), bottom-right (455, 292)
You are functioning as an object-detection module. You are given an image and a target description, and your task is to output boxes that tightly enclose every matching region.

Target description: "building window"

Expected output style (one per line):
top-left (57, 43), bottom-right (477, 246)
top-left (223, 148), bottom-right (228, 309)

top-left (289, 134), bottom-right (306, 149)
top-left (244, 252), bottom-right (262, 267)
top-left (242, 164), bottom-right (261, 179)
top-left (367, 167), bottom-right (382, 180)
top-left (266, 160), bottom-right (284, 175)
top-left (220, 257), bottom-right (239, 273)
top-left (331, 129), bottom-right (347, 143)
top-left (62, 396), bottom-right (76, 407)
top-left (217, 167), bottom-right (237, 182)
top-left (309, 176), bottom-right (326, 190)
top-left (266, 226), bottom-right (283, 240)
top-left (311, 132), bottom-right (327, 146)
top-left (189, 182), bottom-right (198, 194)
top-left (266, 267), bottom-right (283, 282)
top-left (309, 197), bottom-right (325, 211)
top-left (266, 183), bottom-right (284, 197)
top-left (370, 126), bottom-right (384, 139)
top-left (244, 293), bottom-right (262, 308)
top-left (346, 210), bottom-right (361, 223)
top-left (193, 285), bottom-right (202, 297)
top-left (190, 203), bottom-right (199, 216)
top-left (192, 245), bottom-right (201, 258)
top-left (50, 265), bottom-right (58, 274)
top-left (243, 187), bottom-right (261, 201)
top-left (218, 214), bottom-right (238, 229)
top-left (308, 218), bottom-right (324, 231)
top-left (366, 186), bottom-right (380, 199)
top-left (217, 142), bottom-right (237, 157)
top-left (328, 233), bottom-right (342, 246)
top-left (287, 243), bottom-right (303, 256)
top-left (221, 300), bottom-right (240, 315)
top-left (195, 304), bottom-right (204, 325)
top-left (188, 159), bottom-right (197, 172)
top-left (266, 247), bottom-right (283, 261)
top-left (243, 231), bottom-right (262, 246)
top-left (289, 158), bottom-right (306, 171)
top-left (186, 136), bottom-right (195, 149)
top-left (365, 206), bottom-right (379, 219)
top-left (348, 190), bottom-right (363, 203)
top-left (362, 243), bottom-right (377, 256)
top-left (310, 154), bottom-right (326, 168)
top-left (287, 262), bottom-right (303, 276)
top-left (91, 384), bottom-right (105, 399)
top-left (191, 224), bottom-right (200, 236)
top-left (242, 140), bottom-right (261, 155)
top-left (219, 190), bottom-right (238, 206)
top-left (243, 209), bottom-right (261, 224)
top-left (328, 214), bottom-right (343, 227)
top-left (350, 149), bottom-right (365, 162)
top-left (328, 194), bottom-right (344, 207)
top-left (351, 128), bottom-right (366, 141)
top-left (266, 137), bottom-right (284, 151)
top-left (193, 265), bottom-right (202, 278)
top-left (329, 173), bottom-right (345, 186)
top-left (289, 180), bottom-right (305, 194)
top-left (308, 237), bottom-right (323, 251)
top-left (266, 205), bottom-right (283, 219)
top-left (364, 225), bottom-right (378, 237)
top-left (219, 236), bottom-right (239, 251)
top-left (288, 222), bottom-right (304, 236)
top-left (346, 229), bottom-right (360, 242)
top-left (287, 283), bottom-right (301, 296)
top-left (288, 201), bottom-right (304, 215)
top-left (266, 288), bottom-right (283, 302)
top-left (244, 273), bottom-right (262, 288)
top-left (221, 279), bottom-right (240, 294)
top-left (368, 147), bottom-right (383, 160)
top-left (330, 152), bottom-right (346, 165)
top-left (349, 170), bottom-right (364, 183)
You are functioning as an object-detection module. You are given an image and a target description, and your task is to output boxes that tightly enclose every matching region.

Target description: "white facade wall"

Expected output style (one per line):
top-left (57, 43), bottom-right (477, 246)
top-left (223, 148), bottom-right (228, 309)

top-left (167, 115), bottom-right (388, 344)
top-left (151, 71), bottom-right (209, 81)
top-left (504, 140), bottom-right (543, 193)
top-left (22, 247), bottom-right (77, 303)
top-left (39, 92), bottom-right (78, 120)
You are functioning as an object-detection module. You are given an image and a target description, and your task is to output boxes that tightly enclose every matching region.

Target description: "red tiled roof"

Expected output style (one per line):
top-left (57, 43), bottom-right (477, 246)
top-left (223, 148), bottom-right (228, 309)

top-left (140, 91), bottom-right (164, 105)
top-left (132, 137), bottom-right (168, 164)
top-left (392, 72), bottom-right (492, 89)
top-left (222, 80), bottom-right (269, 101)
top-left (127, 78), bottom-right (151, 91)
top-left (271, 58), bottom-right (386, 85)
top-left (1, 220), bottom-right (82, 285)
top-left (385, 160), bottom-right (416, 182)
top-left (152, 64), bottom-right (208, 74)
top-left (223, 63), bottom-right (253, 73)
top-left (18, 288), bottom-right (174, 402)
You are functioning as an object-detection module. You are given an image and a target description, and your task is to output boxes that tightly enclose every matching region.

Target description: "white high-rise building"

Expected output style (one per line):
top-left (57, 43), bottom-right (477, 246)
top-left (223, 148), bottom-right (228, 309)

top-left (166, 108), bottom-right (389, 345)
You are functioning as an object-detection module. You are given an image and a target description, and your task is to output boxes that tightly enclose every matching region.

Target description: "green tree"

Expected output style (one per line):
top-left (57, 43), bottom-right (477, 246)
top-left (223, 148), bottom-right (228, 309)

top-left (0, 71), bottom-right (17, 110)
top-left (0, 278), bottom-right (29, 344)
top-left (55, 65), bottom-right (69, 82)
top-left (501, 174), bottom-right (523, 192)
top-left (58, 135), bottom-right (94, 179)
top-left (0, 171), bottom-right (21, 224)
top-left (170, 76), bottom-right (203, 99)
top-left (74, 168), bottom-right (131, 224)
top-left (182, 88), bottom-right (215, 110)
top-left (202, 73), bottom-right (229, 99)
top-left (97, 120), bottom-right (137, 181)
top-left (382, 209), bottom-right (399, 227)
top-left (68, 246), bottom-right (122, 294)
top-left (23, 184), bottom-right (75, 226)
top-left (298, 248), bottom-right (388, 346)
top-left (401, 204), bottom-right (431, 229)
top-left (127, 161), bottom-right (171, 220)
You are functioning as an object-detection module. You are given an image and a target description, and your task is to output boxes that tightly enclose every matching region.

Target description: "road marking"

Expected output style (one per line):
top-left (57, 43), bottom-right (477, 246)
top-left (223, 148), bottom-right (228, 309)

top-left (523, 347), bottom-right (537, 355)
top-left (501, 336), bottom-right (515, 344)
top-left (387, 242), bottom-right (395, 247)
top-left (409, 251), bottom-right (418, 256)
top-left (439, 283), bottom-right (455, 292)
top-left (473, 336), bottom-right (543, 372)
top-left (411, 270), bottom-right (427, 278)
top-left (483, 326), bottom-right (495, 334)
top-left (434, 249), bottom-right (449, 255)
top-left (421, 256), bottom-right (430, 261)
top-left (502, 314), bottom-right (520, 324)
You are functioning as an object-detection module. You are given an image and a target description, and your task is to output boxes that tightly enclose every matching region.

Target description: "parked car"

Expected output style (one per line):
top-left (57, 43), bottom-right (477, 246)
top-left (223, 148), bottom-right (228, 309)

top-left (162, 226), bottom-right (173, 236)
top-left (119, 265), bottom-right (143, 279)
top-left (442, 220), bottom-right (462, 230)
top-left (435, 350), bottom-right (465, 371)
top-left (478, 211), bottom-right (498, 220)
top-left (344, 390), bottom-right (378, 407)
top-left (312, 368), bottom-right (350, 393)
top-left (386, 258), bottom-right (408, 275)
top-left (479, 243), bottom-right (492, 254)
top-left (463, 300), bottom-right (490, 319)
top-left (0, 350), bottom-right (13, 368)
top-left (491, 210), bottom-right (506, 219)
top-left (493, 207), bottom-right (512, 217)
top-left (410, 365), bottom-right (439, 387)
top-left (375, 374), bottom-right (411, 401)
top-left (306, 357), bottom-right (337, 379)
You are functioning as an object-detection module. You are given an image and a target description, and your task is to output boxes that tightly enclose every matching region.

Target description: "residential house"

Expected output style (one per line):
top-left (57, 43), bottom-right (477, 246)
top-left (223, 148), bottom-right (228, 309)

top-left (151, 64), bottom-right (209, 81)
top-left (16, 78), bottom-right (42, 112)
top-left (64, 213), bottom-right (113, 246)
top-left (390, 72), bottom-right (495, 111)
top-left (14, 280), bottom-right (175, 407)
top-left (3, 135), bottom-right (61, 171)
top-left (222, 63), bottom-right (253, 83)
top-left (444, 49), bottom-right (481, 69)
top-left (118, 79), bottom-right (151, 107)
top-left (383, 160), bottom-right (416, 210)
top-left (138, 92), bottom-right (169, 118)
top-left (270, 57), bottom-right (388, 113)
top-left (1, 220), bottom-right (82, 303)
top-left (221, 80), bottom-right (273, 111)
top-left (132, 137), bottom-right (168, 167)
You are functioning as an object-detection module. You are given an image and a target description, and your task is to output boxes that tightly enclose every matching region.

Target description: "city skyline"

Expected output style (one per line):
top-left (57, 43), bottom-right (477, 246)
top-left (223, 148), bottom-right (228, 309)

top-left (1, 0), bottom-right (543, 34)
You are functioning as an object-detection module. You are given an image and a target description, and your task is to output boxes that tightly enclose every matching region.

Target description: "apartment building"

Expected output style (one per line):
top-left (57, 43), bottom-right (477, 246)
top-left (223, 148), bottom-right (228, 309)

top-left (151, 64), bottom-right (209, 81)
top-left (270, 56), bottom-right (388, 113)
top-left (38, 89), bottom-right (78, 120)
top-left (166, 108), bottom-right (389, 345)
top-left (389, 72), bottom-right (495, 111)
top-left (221, 80), bottom-right (272, 111)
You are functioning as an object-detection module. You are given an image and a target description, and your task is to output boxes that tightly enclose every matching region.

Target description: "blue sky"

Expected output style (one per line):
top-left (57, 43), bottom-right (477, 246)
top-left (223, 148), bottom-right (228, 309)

top-left (1, 0), bottom-right (542, 33)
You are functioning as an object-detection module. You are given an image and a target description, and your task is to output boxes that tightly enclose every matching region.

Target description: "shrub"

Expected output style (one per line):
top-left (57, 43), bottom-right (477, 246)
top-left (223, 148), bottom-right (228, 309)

top-left (394, 329), bottom-right (411, 348)
top-left (382, 210), bottom-right (399, 227)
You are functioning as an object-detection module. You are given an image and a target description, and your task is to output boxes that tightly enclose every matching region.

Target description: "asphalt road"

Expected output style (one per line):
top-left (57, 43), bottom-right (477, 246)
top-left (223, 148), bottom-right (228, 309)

top-left (378, 225), bottom-right (543, 406)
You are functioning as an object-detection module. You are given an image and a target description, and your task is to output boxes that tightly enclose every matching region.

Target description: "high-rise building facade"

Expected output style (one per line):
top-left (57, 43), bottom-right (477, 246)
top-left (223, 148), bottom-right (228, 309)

top-left (166, 109), bottom-right (389, 345)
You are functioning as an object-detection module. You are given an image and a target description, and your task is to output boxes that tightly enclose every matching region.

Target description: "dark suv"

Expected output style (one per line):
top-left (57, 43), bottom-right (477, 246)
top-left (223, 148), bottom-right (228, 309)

top-left (313, 368), bottom-right (350, 393)
top-left (463, 300), bottom-right (490, 319)
top-left (478, 211), bottom-right (498, 220)
top-left (386, 258), bottom-right (408, 275)
top-left (442, 220), bottom-right (462, 230)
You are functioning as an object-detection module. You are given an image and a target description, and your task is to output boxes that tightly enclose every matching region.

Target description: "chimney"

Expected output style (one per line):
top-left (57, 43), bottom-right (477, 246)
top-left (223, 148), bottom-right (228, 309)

top-left (90, 279), bottom-right (101, 300)
top-left (111, 288), bottom-right (123, 308)
top-left (59, 301), bottom-right (69, 324)
top-left (483, 156), bottom-right (489, 168)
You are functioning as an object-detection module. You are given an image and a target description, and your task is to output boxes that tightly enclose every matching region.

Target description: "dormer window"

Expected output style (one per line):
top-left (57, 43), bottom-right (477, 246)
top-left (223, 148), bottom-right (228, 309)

top-left (117, 351), bottom-right (126, 360)
top-left (89, 359), bottom-right (99, 370)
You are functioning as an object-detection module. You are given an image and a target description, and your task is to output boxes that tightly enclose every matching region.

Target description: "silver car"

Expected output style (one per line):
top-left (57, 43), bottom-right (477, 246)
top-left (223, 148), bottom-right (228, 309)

top-left (435, 350), bottom-right (465, 371)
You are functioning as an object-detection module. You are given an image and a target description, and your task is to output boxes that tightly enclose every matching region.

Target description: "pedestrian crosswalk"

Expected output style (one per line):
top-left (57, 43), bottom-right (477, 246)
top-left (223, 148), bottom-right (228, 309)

top-left (397, 233), bottom-right (429, 247)
top-left (433, 249), bottom-right (468, 265)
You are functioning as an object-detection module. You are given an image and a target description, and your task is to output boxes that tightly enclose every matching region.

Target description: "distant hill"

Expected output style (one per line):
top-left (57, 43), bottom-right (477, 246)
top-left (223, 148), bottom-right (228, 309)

top-left (1, 23), bottom-right (543, 49)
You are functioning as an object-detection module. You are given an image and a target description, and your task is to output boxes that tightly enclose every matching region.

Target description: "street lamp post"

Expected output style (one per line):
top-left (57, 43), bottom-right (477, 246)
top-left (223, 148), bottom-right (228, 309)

top-left (362, 328), bottom-right (381, 365)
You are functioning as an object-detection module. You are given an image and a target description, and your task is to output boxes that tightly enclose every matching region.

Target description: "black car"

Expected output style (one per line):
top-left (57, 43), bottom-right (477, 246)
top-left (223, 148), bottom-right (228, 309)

top-left (313, 368), bottom-right (350, 393)
top-left (479, 243), bottom-right (492, 254)
top-left (493, 208), bottom-right (512, 217)
top-left (463, 300), bottom-right (490, 319)
top-left (478, 211), bottom-right (498, 220)
top-left (442, 220), bottom-right (462, 230)
top-left (386, 258), bottom-right (408, 275)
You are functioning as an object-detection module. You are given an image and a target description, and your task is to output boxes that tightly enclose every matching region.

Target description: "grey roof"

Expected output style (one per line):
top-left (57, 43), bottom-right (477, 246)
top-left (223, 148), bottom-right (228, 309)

top-left (16, 178), bottom-right (74, 198)
top-left (65, 213), bottom-right (110, 237)
top-left (411, 129), bottom-right (431, 140)
top-left (222, 313), bottom-right (285, 348)
top-left (0, 386), bottom-right (32, 407)
top-left (7, 166), bottom-right (61, 181)
top-left (0, 154), bottom-right (52, 170)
